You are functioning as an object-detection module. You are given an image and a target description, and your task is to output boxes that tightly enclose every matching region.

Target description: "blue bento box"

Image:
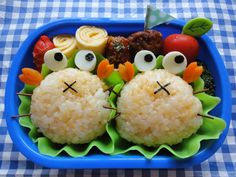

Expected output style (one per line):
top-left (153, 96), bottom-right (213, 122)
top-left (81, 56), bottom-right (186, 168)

top-left (4, 18), bottom-right (231, 168)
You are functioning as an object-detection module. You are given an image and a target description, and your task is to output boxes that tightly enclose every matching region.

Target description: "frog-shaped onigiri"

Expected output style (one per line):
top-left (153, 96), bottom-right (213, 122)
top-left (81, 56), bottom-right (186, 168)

top-left (114, 50), bottom-right (204, 146)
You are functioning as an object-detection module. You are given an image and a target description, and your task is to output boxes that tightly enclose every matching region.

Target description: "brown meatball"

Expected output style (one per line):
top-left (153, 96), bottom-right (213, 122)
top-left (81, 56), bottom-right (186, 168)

top-left (128, 30), bottom-right (163, 58)
top-left (105, 36), bottom-right (131, 67)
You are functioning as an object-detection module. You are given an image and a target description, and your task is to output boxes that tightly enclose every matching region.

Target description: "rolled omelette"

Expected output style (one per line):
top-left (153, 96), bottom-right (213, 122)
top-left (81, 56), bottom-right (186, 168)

top-left (75, 26), bottom-right (108, 54)
top-left (53, 35), bottom-right (77, 58)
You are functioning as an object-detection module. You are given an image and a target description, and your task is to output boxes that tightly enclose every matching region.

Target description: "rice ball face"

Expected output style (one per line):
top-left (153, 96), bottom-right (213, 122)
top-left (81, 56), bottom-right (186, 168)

top-left (30, 68), bottom-right (111, 144)
top-left (116, 69), bottom-right (203, 146)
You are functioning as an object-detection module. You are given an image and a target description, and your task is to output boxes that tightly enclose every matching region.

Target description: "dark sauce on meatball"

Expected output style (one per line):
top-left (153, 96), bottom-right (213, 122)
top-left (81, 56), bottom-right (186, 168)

top-left (105, 36), bottom-right (131, 68)
top-left (128, 30), bottom-right (163, 58)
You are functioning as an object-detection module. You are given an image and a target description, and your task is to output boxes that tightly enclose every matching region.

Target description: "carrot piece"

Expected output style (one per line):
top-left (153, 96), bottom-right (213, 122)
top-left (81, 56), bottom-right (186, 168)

top-left (97, 59), bottom-right (114, 79)
top-left (118, 61), bottom-right (135, 82)
top-left (125, 62), bottom-right (135, 81)
top-left (183, 62), bottom-right (203, 83)
top-left (187, 62), bottom-right (197, 70)
top-left (19, 68), bottom-right (43, 86)
top-left (118, 64), bottom-right (126, 80)
top-left (193, 66), bottom-right (203, 81)
top-left (183, 62), bottom-right (194, 83)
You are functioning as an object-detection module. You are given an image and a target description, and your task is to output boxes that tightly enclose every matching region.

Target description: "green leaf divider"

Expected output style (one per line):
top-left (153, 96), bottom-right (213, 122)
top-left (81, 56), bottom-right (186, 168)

top-left (41, 64), bottom-right (51, 78)
top-left (104, 71), bottom-right (123, 87)
top-left (156, 55), bottom-right (164, 69)
top-left (66, 50), bottom-right (78, 68)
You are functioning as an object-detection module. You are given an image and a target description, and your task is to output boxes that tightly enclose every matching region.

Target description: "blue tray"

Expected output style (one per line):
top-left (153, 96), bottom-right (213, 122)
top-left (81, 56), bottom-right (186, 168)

top-left (4, 18), bottom-right (231, 169)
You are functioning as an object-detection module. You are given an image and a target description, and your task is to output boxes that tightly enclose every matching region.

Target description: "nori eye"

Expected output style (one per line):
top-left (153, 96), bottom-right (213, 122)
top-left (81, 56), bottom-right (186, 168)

top-left (175, 55), bottom-right (184, 64)
top-left (144, 54), bottom-right (153, 62)
top-left (85, 53), bottom-right (94, 61)
top-left (54, 52), bottom-right (63, 61)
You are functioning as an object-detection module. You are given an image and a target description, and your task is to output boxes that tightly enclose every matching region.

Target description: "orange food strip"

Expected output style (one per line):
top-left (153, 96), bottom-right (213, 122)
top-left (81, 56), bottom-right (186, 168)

top-left (19, 68), bottom-right (43, 86)
top-left (118, 61), bottom-right (135, 82)
top-left (97, 59), bottom-right (114, 79)
top-left (187, 62), bottom-right (197, 71)
top-left (118, 64), bottom-right (126, 80)
top-left (183, 62), bottom-right (203, 83)
top-left (195, 66), bottom-right (203, 75)
top-left (125, 62), bottom-right (135, 81)
top-left (193, 66), bottom-right (203, 81)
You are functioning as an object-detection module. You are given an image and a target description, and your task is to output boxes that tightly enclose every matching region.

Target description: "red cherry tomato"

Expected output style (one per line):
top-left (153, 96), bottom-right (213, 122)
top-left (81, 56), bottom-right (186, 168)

top-left (163, 34), bottom-right (199, 64)
top-left (33, 35), bottom-right (55, 71)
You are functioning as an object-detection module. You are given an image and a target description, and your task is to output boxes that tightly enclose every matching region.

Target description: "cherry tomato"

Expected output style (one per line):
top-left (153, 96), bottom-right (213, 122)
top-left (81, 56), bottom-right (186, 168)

top-left (33, 35), bottom-right (55, 71)
top-left (163, 34), bottom-right (199, 64)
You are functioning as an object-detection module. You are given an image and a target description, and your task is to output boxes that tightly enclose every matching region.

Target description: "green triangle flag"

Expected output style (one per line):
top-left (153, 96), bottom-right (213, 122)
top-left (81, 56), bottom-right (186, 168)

top-left (144, 5), bottom-right (175, 29)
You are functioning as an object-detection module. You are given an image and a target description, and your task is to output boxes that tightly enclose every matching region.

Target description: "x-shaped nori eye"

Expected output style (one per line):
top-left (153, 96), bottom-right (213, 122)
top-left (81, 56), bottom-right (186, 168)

top-left (63, 81), bottom-right (78, 93)
top-left (154, 81), bottom-right (171, 95)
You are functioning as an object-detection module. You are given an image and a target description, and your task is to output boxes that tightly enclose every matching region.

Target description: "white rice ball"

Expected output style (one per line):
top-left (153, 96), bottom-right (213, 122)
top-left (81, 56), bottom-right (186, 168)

top-left (116, 69), bottom-right (203, 146)
top-left (30, 68), bottom-right (111, 144)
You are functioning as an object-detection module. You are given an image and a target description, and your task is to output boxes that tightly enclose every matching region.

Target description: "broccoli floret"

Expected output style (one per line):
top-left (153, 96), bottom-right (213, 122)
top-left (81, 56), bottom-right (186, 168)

top-left (198, 62), bottom-right (215, 96)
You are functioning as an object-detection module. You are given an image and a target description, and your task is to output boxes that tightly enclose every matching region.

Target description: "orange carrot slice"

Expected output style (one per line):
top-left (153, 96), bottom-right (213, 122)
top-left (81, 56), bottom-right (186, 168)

top-left (118, 61), bottom-right (135, 82)
top-left (193, 66), bottom-right (203, 81)
top-left (19, 68), bottom-right (43, 86)
top-left (97, 59), bottom-right (114, 79)
top-left (183, 62), bottom-right (203, 83)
